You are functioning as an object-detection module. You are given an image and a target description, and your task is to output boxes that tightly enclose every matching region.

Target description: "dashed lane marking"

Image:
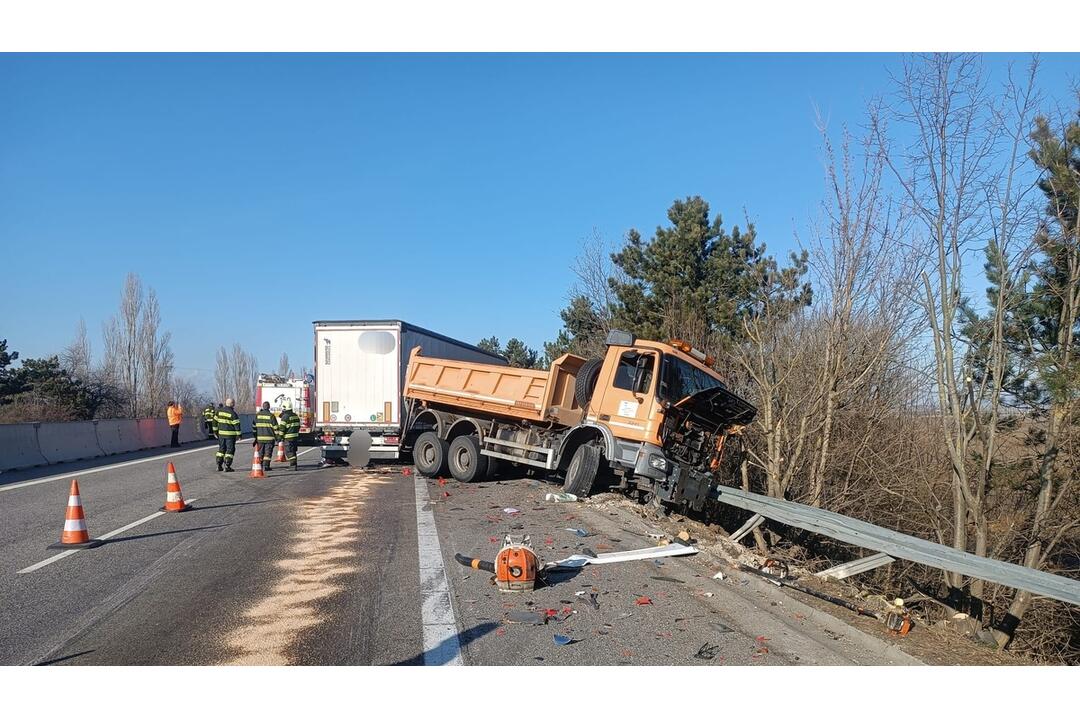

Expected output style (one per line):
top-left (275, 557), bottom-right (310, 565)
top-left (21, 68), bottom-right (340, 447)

top-left (414, 473), bottom-right (463, 666)
top-left (16, 499), bottom-right (199, 574)
top-left (0, 439), bottom-right (255, 493)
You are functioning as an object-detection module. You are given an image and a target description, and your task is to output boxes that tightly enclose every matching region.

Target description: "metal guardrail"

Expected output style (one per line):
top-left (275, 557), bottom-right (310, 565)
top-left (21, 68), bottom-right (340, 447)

top-left (711, 485), bottom-right (1080, 607)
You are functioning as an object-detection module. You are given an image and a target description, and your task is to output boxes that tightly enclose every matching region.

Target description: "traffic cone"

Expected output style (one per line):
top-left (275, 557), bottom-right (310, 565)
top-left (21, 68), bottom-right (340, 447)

top-left (250, 445), bottom-right (265, 478)
top-left (48, 479), bottom-right (103, 549)
top-left (162, 462), bottom-right (192, 512)
top-left (276, 439), bottom-right (286, 463)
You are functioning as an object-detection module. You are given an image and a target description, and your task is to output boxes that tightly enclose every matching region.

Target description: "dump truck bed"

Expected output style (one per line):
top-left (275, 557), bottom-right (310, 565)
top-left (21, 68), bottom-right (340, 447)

top-left (404, 347), bottom-right (587, 426)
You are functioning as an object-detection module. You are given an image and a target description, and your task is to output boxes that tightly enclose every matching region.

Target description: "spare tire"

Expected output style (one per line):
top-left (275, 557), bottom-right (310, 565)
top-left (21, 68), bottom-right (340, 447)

top-left (574, 358), bottom-right (604, 407)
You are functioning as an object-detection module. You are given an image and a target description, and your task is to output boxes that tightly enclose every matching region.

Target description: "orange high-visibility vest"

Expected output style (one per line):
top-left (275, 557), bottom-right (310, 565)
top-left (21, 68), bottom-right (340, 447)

top-left (167, 406), bottom-right (183, 425)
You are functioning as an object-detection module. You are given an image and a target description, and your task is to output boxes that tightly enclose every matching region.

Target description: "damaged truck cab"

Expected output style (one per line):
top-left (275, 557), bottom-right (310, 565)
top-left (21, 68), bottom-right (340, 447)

top-left (401, 330), bottom-right (757, 510)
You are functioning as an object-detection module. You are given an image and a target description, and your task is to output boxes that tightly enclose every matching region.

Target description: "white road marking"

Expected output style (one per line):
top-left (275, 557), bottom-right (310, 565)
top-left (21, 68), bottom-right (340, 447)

top-left (414, 474), bottom-right (463, 666)
top-left (16, 499), bottom-right (198, 574)
top-left (0, 440), bottom-right (254, 493)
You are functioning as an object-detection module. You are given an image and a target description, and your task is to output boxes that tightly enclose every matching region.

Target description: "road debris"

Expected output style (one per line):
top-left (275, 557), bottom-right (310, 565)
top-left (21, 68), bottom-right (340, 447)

top-left (545, 542), bottom-right (698, 570)
top-left (648, 576), bottom-right (684, 583)
top-left (566, 527), bottom-right (590, 537)
top-left (545, 492), bottom-right (579, 503)
top-left (503, 507), bottom-right (520, 515)
top-left (635, 596), bottom-right (653, 606)
top-left (694, 642), bottom-right (722, 660)
top-left (553, 634), bottom-right (575, 646)
top-left (506, 610), bottom-right (547, 625)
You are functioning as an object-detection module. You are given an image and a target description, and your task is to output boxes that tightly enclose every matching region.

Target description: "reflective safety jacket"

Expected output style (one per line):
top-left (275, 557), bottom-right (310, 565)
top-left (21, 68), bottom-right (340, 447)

top-left (203, 406), bottom-right (215, 423)
top-left (279, 409), bottom-right (301, 440)
top-left (215, 407), bottom-right (241, 437)
top-left (254, 410), bottom-right (279, 442)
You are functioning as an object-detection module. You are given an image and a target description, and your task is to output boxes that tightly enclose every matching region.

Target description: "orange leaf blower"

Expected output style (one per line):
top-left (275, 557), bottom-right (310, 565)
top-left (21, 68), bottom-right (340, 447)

top-left (455, 535), bottom-right (538, 592)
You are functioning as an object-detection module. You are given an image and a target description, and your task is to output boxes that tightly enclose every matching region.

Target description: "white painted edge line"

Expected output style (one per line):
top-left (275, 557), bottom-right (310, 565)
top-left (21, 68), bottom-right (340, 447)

top-left (414, 474), bottom-right (463, 666)
top-left (1, 439), bottom-right (254, 493)
top-left (16, 498), bottom-right (199, 574)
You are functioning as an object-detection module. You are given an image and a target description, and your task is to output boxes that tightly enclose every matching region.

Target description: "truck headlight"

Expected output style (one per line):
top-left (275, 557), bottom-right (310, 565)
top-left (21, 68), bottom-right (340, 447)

top-left (649, 455), bottom-right (668, 472)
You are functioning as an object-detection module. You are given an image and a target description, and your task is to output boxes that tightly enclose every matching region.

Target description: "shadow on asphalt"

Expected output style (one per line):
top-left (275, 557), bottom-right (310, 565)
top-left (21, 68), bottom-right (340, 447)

top-left (101, 524), bottom-right (230, 545)
top-left (391, 621), bottom-right (499, 666)
top-left (34, 648), bottom-right (96, 666)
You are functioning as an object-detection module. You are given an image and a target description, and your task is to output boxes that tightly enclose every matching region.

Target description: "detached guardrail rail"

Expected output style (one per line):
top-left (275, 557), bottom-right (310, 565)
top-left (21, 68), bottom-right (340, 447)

top-left (711, 485), bottom-right (1080, 606)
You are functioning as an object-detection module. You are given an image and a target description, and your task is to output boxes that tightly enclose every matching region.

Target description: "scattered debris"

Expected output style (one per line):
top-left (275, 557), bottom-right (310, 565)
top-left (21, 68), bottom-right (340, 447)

top-left (694, 642), bottom-right (722, 660)
top-left (503, 507), bottom-right (520, 515)
top-left (553, 634), bottom-right (574, 645)
top-left (566, 528), bottom-right (590, 537)
top-left (712, 571), bottom-right (725, 580)
top-left (545, 492), bottom-right (579, 503)
top-left (506, 611), bottom-right (547, 625)
top-left (587, 593), bottom-right (600, 610)
top-left (574, 590), bottom-right (588, 596)
top-left (546, 542), bottom-right (698, 570)
top-left (635, 596), bottom-right (653, 606)
top-left (648, 576), bottom-right (684, 583)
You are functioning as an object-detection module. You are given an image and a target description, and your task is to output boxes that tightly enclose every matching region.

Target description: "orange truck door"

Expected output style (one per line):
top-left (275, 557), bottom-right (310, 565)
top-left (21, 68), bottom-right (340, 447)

top-left (590, 348), bottom-right (660, 442)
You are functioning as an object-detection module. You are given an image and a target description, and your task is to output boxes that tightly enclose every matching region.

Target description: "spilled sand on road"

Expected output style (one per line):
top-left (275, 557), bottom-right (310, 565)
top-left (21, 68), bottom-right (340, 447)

top-left (223, 470), bottom-right (393, 665)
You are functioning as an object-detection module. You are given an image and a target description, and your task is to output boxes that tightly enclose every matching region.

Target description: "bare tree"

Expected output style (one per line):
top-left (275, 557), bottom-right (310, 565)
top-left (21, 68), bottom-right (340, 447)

top-left (170, 376), bottom-right (202, 415)
top-left (138, 288), bottom-right (174, 417)
top-left (277, 353), bottom-right (291, 378)
top-left (803, 119), bottom-right (917, 508)
top-left (61, 318), bottom-right (92, 381)
top-left (874, 53), bottom-right (1003, 598)
top-left (214, 346), bottom-right (232, 403)
top-left (117, 273), bottom-right (144, 417)
top-left (230, 344), bottom-right (258, 412)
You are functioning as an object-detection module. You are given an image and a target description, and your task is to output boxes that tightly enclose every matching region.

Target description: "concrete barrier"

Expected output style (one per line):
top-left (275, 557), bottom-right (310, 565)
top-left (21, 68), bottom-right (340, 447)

top-left (36, 421), bottom-right (104, 464)
top-left (0, 423), bottom-right (49, 471)
top-left (1, 413), bottom-right (252, 473)
top-left (136, 419), bottom-right (170, 449)
top-left (95, 419), bottom-right (141, 456)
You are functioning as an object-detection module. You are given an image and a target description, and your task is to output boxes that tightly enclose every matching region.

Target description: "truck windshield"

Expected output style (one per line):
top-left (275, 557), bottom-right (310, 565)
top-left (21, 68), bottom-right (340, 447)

top-left (658, 354), bottom-right (725, 403)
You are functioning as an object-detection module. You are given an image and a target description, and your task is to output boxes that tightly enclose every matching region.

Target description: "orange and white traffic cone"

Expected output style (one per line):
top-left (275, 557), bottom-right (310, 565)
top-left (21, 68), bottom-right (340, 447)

top-left (276, 439), bottom-right (286, 463)
top-left (250, 445), bottom-right (265, 478)
top-left (48, 479), bottom-right (103, 549)
top-left (162, 462), bottom-right (192, 512)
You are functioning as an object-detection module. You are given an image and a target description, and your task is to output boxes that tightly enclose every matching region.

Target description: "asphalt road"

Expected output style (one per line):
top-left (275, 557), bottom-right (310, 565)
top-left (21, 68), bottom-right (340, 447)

top-left (0, 440), bottom-right (919, 666)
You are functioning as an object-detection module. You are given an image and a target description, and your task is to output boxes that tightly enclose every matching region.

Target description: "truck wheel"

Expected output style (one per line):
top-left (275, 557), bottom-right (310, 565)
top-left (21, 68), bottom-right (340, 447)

top-left (414, 431), bottom-right (449, 477)
top-left (574, 358), bottom-right (603, 407)
top-left (563, 443), bottom-right (601, 497)
top-left (448, 435), bottom-right (490, 483)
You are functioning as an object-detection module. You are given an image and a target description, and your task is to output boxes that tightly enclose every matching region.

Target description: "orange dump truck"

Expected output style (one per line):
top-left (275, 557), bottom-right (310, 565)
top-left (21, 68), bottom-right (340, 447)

top-left (402, 330), bottom-right (757, 509)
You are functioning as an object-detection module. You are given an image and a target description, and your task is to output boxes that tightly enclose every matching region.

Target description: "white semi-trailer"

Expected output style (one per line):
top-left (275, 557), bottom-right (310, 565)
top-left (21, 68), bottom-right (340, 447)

top-left (312, 319), bottom-right (505, 465)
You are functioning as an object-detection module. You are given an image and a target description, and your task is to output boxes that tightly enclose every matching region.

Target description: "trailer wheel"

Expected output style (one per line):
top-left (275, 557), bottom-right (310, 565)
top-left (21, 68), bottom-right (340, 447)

top-left (574, 358), bottom-right (603, 407)
top-left (414, 431), bottom-right (449, 477)
top-left (563, 443), bottom-right (601, 497)
top-left (448, 435), bottom-right (490, 483)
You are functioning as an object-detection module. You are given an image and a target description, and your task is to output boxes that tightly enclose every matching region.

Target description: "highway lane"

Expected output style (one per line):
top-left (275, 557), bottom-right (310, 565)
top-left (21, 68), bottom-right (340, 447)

top-left (1, 443), bottom-right (422, 665)
top-left (1, 444), bottom-right (919, 665)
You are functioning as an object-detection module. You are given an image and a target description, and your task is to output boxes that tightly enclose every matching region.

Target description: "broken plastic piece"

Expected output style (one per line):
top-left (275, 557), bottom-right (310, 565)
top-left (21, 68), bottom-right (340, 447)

top-left (635, 596), bottom-right (653, 606)
top-left (545, 492), bottom-right (579, 503)
top-left (553, 634), bottom-right (574, 645)
top-left (566, 528), bottom-right (590, 537)
top-left (712, 571), bottom-right (725, 580)
top-left (503, 507), bottom-right (520, 514)
top-left (546, 542), bottom-right (698, 570)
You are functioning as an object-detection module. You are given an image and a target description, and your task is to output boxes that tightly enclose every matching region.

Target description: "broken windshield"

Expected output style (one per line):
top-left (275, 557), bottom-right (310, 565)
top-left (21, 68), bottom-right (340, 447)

top-left (658, 354), bottom-right (725, 403)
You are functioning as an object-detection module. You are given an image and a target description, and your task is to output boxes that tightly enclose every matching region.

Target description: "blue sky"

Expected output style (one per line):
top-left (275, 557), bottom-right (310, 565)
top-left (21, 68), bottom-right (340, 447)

top-left (1, 53), bottom-right (1076, 391)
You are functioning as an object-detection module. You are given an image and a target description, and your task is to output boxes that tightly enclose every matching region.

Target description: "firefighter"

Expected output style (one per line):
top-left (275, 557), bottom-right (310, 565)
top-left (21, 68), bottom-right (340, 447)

top-left (203, 403), bottom-right (216, 439)
top-left (214, 398), bottom-right (241, 472)
top-left (254, 401), bottom-right (279, 472)
top-left (279, 399), bottom-right (302, 471)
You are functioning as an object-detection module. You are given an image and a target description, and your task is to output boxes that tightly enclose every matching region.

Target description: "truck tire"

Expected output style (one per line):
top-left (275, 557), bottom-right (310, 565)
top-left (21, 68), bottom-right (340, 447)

top-left (575, 358), bottom-right (603, 407)
top-left (414, 431), bottom-right (449, 477)
top-left (448, 435), bottom-right (490, 483)
top-left (563, 443), bottom-right (601, 497)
